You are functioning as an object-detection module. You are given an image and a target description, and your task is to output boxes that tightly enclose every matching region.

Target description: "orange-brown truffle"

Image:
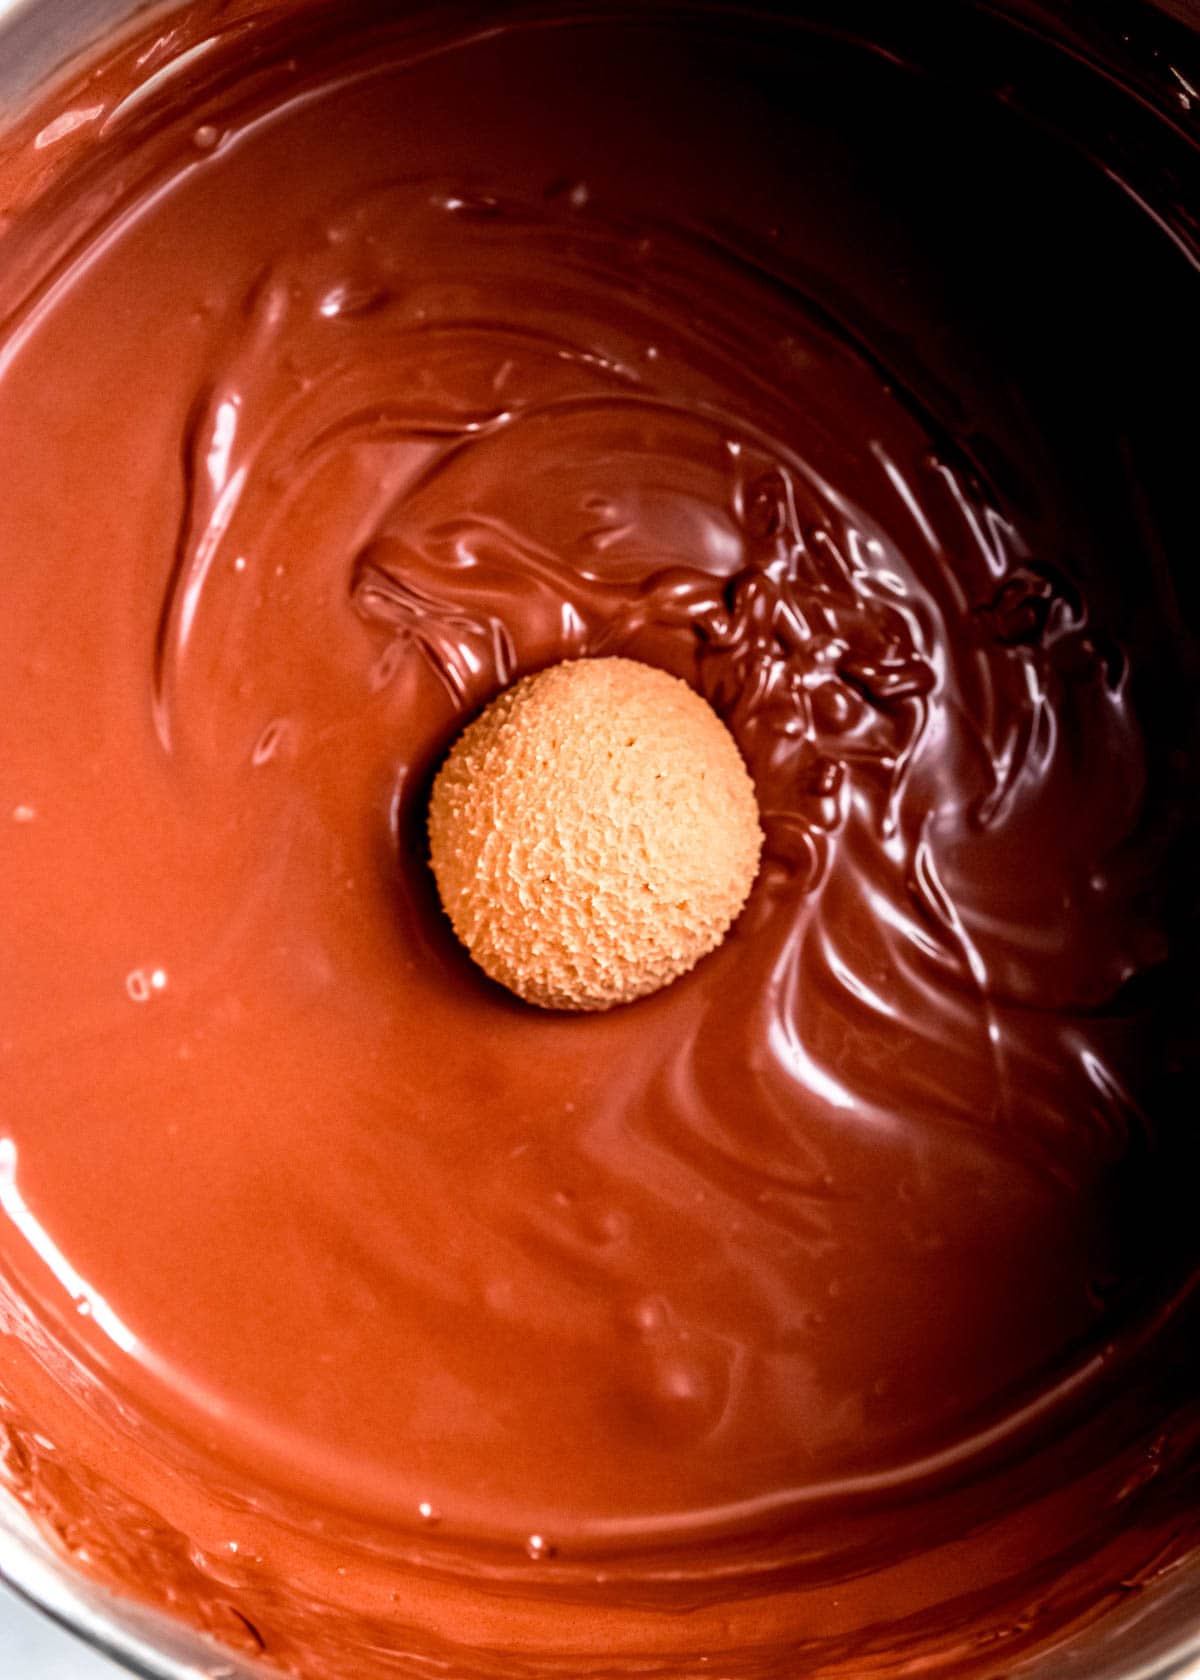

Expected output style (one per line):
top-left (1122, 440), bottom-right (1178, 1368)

top-left (427, 658), bottom-right (764, 1011)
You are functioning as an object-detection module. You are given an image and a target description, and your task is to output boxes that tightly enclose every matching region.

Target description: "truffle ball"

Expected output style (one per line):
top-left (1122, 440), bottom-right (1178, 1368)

top-left (427, 657), bottom-right (763, 1011)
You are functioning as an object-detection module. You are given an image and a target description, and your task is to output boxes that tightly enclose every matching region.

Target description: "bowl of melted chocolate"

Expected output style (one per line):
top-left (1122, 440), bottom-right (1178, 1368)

top-left (0, 2), bottom-right (1198, 1677)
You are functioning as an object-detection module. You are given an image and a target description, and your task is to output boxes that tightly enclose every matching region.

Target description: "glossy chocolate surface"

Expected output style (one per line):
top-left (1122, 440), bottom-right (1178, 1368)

top-left (0, 4), bottom-right (1198, 1675)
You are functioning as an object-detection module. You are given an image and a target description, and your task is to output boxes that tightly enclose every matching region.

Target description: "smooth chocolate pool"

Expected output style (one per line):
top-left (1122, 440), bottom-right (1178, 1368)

top-left (0, 3), bottom-right (1198, 1675)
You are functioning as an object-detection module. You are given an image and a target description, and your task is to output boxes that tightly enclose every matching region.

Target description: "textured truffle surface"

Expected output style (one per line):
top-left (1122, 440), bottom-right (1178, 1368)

top-left (428, 658), bottom-right (764, 1010)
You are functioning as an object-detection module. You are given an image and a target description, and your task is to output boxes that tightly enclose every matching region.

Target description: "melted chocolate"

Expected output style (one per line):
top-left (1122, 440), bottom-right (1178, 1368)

top-left (0, 3), bottom-right (1198, 1676)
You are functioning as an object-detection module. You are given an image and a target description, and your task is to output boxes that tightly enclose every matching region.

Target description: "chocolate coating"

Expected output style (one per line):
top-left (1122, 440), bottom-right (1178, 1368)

top-left (0, 2), bottom-right (1198, 1676)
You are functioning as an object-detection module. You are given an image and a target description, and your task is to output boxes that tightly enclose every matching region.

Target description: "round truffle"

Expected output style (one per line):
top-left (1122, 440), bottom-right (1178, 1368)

top-left (427, 657), bottom-right (764, 1011)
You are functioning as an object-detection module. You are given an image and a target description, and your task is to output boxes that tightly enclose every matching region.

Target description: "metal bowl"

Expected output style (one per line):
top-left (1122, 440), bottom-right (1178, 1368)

top-left (0, 1), bottom-right (1196, 1675)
